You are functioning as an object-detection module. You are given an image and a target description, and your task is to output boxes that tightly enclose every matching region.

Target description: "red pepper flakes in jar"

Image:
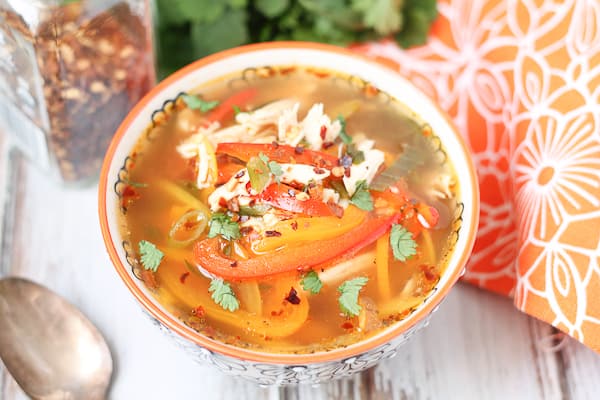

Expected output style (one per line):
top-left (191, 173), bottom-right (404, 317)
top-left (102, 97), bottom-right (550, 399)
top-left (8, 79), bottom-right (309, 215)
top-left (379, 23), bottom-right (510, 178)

top-left (0, 1), bottom-right (155, 185)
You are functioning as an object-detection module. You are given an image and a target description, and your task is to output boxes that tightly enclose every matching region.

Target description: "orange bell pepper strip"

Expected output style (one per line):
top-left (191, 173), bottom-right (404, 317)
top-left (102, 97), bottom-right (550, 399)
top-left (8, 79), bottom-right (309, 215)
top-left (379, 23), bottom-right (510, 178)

top-left (252, 205), bottom-right (366, 253)
top-left (258, 183), bottom-right (334, 217)
top-left (216, 142), bottom-right (340, 169)
top-left (193, 212), bottom-right (400, 281)
top-left (206, 88), bottom-right (258, 123)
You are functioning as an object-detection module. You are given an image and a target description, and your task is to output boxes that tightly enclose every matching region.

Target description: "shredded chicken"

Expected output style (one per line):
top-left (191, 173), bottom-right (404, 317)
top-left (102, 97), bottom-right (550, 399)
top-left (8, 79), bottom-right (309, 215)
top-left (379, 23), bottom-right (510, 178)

top-left (343, 138), bottom-right (385, 196)
top-left (278, 102), bottom-right (342, 149)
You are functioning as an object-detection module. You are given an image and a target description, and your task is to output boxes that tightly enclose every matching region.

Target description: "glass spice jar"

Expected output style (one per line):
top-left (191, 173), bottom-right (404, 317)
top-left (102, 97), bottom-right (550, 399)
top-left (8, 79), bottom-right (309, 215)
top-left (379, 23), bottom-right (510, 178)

top-left (0, 0), bottom-right (155, 185)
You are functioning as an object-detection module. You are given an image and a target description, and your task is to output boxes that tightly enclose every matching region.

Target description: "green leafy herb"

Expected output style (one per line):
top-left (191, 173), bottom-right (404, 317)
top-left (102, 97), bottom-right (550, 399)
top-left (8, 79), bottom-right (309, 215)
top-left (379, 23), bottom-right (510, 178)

top-left (390, 224), bottom-right (418, 261)
top-left (350, 180), bottom-right (374, 211)
top-left (232, 105), bottom-right (242, 115)
top-left (155, 0), bottom-right (438, 78)
top-left (301, 270), bottom-right (323, 294)
top-left (208, 213), bottom-right (241, 241)
top-left (247, 155), bottom-right (271, 192)
top-left (209, 278), bottom-right (240, 312)
top-left (138, 240), bottom-right (164, 272)
top-left (337, 115), bottom-right (352, 144)
top-left (338, 276), bottom-right (369, 317)
top-left (346, 143), bottom-right (365, 164)
top-left (182, 93), bottom-right (220, 112)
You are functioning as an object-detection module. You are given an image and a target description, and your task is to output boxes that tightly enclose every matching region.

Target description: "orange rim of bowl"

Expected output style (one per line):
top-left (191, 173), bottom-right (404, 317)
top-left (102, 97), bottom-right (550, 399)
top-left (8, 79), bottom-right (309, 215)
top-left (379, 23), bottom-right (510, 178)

top-left (98, 41), bottom-right (480, 365)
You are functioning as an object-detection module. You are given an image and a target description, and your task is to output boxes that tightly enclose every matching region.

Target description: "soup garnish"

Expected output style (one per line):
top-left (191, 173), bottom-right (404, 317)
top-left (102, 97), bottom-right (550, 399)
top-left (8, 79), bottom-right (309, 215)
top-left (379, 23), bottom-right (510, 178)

top-left (120, 67), bottom-right (459, 353)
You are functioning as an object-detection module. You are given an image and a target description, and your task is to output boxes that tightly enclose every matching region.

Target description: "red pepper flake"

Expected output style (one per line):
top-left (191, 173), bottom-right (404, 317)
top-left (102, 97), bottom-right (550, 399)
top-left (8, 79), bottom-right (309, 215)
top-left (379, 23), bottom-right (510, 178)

top-left (230, 260), bottom-right (238, 268)
top-left (271, 309), bottom-right (285, 317)
top-left (341, 321), bottom-right (354, 330)
top-left (421, 265), bottom-right (440, 281)
top-left (234, 170), bottom-right (246, 179)
top-left (285, 287), bottom-right (301, 304)
top-left (320, 125), bottom-right (327, 140)
top-left (313, 167), bottom-right (326, 174)
top-left (248, 198), bottom-right (257, 207)
top-left (344, 167), bottom-right (351, 177)
top-left (179, 272), bottom-right (190, 284)
top-left (227, 197), bottom-right (240, 213)
top-left (218, 197), bottom-right (228, 208)
top-left (265, 230), bottom-right (282, 237)
top-left (240, 226), bottom-right (254, 235)
top-left (322, 141), bottom-right (334, 149)
top-left (294, 145), bottom-right (305, 155)
top-left (290, 221), bottom-right (298, 231)
top-left (264, 336), bottom-right (272, 341)
top-left (191, 305), bottom-right (205, 317)
top-left (246, 181), bottom-right (253, 193)
top-left (327, 201), bottom-right (344, 218)
top-left (271, 140), bottom-right (279, 149)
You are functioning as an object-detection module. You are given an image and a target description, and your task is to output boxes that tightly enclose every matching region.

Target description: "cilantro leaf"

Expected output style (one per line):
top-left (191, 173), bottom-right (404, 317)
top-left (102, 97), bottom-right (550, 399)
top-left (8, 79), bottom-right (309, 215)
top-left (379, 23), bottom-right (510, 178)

top-left (337, 115), bottom-right (352, 144)
top-left (247, 156), bottom-right (271, 192)
top-left (346, 143), bottom-right (365, 164)
top-left (256, 0), bottom-right (290, 18)
top-left (209, 278), bottom-right (239, 312)
top-left (352, 0), bottom-right (403, 35)
top-left (138, 240), bottom-right (164, 272)
top-left (208, 213), bottom-right (241, 241)
top-left (338, 277), bottom-right (369, 317)
top-left (182, 94), bottom-right (220, 112)
top-left (301, 270), bottom-right (323, 294)
top-left (232, 105), bottom-right (241, 115)
top-left (390, 224), bottom-right (418, 261)
top-left (350, 180), bottom-right (374, 211)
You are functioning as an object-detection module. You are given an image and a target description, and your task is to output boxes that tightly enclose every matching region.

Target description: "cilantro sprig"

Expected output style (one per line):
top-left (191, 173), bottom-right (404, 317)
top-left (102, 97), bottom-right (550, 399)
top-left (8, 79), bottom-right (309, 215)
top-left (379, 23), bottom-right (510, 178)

top-left (156, 1), bottom-right (438, 78)
top-left (337, 115), bottom-right (352, 144)
top-left (209, 278), bottom-right (239, 312)
top-left (338, 277), bottom-right (369, 317)
top-left (182, 93), bottom-right (220, 112)
top-left (247, 152), bottom-right (283, 192)
top-left (208, 213), bottom-right (241, 241)
top-left (138, 240), bottom-right (164, 272)
top-left (390, 224), bottom-right (418, 261)
top-left (301, 271), bottom-right (323, 295)
top-left (350, 180), bottom-right (374, 211)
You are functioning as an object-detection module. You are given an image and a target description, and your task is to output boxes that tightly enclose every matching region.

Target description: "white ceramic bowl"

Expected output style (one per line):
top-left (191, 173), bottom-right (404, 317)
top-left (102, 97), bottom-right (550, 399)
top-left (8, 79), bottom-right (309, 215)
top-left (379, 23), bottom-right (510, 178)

top-left (99, 42), bottom-right (479, 385)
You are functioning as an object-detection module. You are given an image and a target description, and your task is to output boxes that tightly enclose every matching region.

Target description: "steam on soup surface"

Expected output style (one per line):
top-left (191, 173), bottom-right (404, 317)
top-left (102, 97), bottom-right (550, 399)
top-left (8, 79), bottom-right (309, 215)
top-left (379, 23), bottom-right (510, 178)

top-left (120, 66), bottom-right (459, 353)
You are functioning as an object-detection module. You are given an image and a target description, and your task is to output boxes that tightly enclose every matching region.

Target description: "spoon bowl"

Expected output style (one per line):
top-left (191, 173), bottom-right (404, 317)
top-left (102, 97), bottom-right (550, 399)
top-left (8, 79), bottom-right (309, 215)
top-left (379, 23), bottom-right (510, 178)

top-left (0, 277), bottom-right (112, 400)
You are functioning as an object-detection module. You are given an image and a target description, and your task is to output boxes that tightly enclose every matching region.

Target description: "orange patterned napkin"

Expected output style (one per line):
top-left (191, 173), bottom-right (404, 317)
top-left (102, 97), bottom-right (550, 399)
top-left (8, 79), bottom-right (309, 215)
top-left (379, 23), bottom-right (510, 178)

top-left (354, 0), bottom-right (600, 353)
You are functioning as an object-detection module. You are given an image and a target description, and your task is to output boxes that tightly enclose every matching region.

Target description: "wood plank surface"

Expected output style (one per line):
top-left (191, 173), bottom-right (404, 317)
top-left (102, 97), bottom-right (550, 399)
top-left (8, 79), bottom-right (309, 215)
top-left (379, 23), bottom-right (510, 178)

top-left (0, 136), bottom-right (599, 399)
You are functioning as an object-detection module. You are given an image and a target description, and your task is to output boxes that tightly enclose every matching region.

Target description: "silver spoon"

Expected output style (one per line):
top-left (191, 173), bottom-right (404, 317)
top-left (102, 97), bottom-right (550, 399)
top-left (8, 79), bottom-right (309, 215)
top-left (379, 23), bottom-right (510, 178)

top-left (0, 277), bottom-right (112, 400)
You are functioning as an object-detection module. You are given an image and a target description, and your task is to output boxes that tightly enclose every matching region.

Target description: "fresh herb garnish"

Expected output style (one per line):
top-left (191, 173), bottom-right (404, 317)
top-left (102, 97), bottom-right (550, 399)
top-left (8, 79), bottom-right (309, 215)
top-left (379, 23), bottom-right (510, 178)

top-left (350, 180), bottom-right (374, 211)
top-left (156, 1), bottom-right (438, 78)
top-left (208, 213), bottom-right (241, 241)
top-left (182, 93), bottom-right (220, 112)
top-left (209, 278), bottom-right (239, 312)
top-left (390, 224), bottom-right (418, 261)
top-left (247, 153), bottom-right (283, 192)
top-left (301, 270), bottom-right (323, 294)
top-left (232, 105), bottom-right (241, 115)
top-left (259, 152), bottom-right (284, 183)
top-left (346, 143), bottom-right (365, 164)
top-left (337, 115), bottom-right (352, 144)
top-left (247, 155), bottom-right (270, 192)
top-left (138, 240), bottom-right (164, 272)
top-left (338, 277), bottom-right (369, 317)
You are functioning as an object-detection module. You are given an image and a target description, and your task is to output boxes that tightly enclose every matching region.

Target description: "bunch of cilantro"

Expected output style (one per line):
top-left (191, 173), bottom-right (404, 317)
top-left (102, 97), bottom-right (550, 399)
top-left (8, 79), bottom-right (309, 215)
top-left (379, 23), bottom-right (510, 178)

top-left (156, 0), bottom-right (437, 77)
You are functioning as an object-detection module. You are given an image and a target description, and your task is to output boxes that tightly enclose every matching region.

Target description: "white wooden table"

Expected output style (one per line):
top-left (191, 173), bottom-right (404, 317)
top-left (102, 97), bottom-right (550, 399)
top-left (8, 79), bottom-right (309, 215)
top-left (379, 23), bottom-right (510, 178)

top-left (1, 133), bottom-right (599, 400)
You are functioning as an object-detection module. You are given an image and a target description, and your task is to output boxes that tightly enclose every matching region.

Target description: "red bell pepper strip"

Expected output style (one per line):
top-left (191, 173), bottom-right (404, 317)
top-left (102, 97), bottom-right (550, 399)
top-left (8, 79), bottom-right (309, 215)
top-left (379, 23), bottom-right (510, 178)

top-left (193, 212), bottom-right (400, 280)
top-left (258, 183), bottom-right (334, 217)
top-left (206, 88), bottom-right (258, 123)
top-left (216, 143), bottom-right (340, 169)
